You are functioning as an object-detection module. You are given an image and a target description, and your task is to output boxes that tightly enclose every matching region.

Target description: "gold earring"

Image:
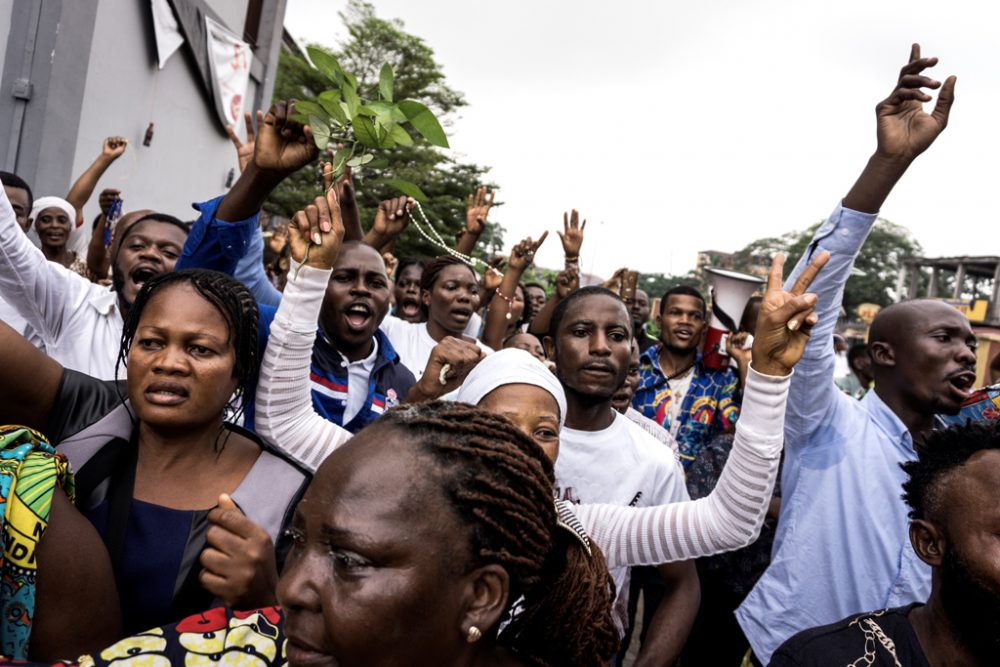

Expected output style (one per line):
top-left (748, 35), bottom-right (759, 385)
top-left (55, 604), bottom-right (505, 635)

top-left (466, 626), bottom-right (482, 643)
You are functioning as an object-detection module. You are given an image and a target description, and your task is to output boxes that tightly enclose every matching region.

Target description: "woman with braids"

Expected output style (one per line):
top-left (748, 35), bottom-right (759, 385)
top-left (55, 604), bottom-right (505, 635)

top-left (0, 401), bottom-right (618, 667)
top-left (379, 253), bottom-right (494, 379)
top-left (0, 268), bottom-right (309, 636)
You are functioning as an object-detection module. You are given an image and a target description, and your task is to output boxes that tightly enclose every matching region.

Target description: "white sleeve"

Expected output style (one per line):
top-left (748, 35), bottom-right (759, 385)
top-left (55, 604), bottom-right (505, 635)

top-left (0, 177), bottom-right (89, 342)
top-left (254, 265), bottom-right (352, 472)
top-left (575, 366), bottom-right (788, 569)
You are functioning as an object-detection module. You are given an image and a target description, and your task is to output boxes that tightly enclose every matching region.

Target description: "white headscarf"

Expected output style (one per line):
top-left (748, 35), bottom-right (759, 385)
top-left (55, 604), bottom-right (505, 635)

top-left (456, 348), bottom-right (567, 429)
top-left (28, 196), bottom-right (89, 255)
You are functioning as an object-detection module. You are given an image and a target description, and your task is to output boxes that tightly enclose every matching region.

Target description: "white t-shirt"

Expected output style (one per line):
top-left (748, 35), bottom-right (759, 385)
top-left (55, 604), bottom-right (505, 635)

top-left (555, 411), bottom-right (690, 633)
top-left (380, 315), bottom-right (493, 379)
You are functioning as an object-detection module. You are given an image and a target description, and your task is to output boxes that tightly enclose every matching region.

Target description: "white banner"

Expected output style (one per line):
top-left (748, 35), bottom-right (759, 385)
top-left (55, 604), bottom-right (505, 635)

top-left (150, 0), bottom-right (184, 69)
top-left (205, 16), bottom-right (253, 127)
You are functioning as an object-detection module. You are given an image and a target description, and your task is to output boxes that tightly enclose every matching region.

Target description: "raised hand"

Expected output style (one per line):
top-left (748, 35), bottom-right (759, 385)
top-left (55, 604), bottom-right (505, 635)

top-left (383, 252), bottom-right (399, 279)
top-left (466, 186), bottom-right (495, 235)
top-left (751, 252), bottom-right (830, 377)
top-left (101, 136), bottom-right (128, 161)
top-left (199, 494), bottom-right (278, 609)
top-left (555, 266), bottom-right (579, 300)
top-left (288, 188), bottom-right (345, 270)
top-left (557, 209), bottom-right (586, 259)
top-left (97, 188), bottom-right (121, 216)
top-left (875, 43), bottom-right (956, 162)
top-left (482, 265), bottom-right (503, 292)
top-left (267, 222), bottom-right (289, 255)
top-left (226, 111), bottom-right (260, 173)
top-left (409, 336), bottom-right (486, 402)
top-left (508, 231), bottom-right (549, 272)
top-left (253, 101), bottom-right (320, 176)
top-left (370, 196), bottom-right (413, 241)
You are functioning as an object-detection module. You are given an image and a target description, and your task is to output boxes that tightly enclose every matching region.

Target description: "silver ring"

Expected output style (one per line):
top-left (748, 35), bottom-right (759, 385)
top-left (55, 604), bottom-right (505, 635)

top-left (439, 363), bottom-right (452, 386)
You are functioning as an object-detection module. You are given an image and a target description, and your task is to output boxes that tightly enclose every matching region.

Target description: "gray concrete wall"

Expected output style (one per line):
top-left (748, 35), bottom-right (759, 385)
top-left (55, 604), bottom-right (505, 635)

top-left (69, 0), bottom-right (256, 222)
top-left (1, 0), bottom-right (285, 224)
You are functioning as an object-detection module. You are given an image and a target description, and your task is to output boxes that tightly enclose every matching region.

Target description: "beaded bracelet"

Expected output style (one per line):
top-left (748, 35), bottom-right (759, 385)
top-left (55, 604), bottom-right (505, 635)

top-left (495, 286), bottom-right (516, 320)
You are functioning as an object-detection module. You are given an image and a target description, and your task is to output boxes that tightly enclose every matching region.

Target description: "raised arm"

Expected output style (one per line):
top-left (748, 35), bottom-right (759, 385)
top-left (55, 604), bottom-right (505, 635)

top-left (361, 196), bottom-right (412, 253)
top-left (66, 137), bottom-right (127, 226)
top-left (0, 317), bottom-right (63, 432)
top-left (455, 186), bottom-right (494, 257)
top-left (0, 176), bottom-right (99, 341)
top-left (576, 252), bottom-right (829, 567)
top-left (254, 189), bottom-right (352, 472)
top-left (782, 44), bottom-right (954, 442)
top-left (177, 101), bottom-right (319, 306)
top-left (482, 232), bottom-right (548, 349)
top-left (527, 265), bottom-right (578, 337)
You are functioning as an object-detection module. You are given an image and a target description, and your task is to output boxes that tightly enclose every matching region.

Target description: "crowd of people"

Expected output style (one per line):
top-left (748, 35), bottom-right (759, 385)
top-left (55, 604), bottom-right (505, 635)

top-left (0, 44), bottom-right (997, 667)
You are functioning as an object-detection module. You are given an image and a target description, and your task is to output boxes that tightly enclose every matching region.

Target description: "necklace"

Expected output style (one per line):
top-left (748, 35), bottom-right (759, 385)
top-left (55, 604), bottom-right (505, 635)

top-left (658, 349), bottom-right (696, 382)
top-left (407, 200), bottom-right (496, 274)
top-left (847, 611), bottom-right (903, 667)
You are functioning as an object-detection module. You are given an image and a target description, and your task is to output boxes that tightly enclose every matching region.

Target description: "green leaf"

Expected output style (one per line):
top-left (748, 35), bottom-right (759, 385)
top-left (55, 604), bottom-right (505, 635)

top-left (379, 63), bottom-right (394, 101)
top-left (318, 90), bottom-right (347, 124)
top-left (366, 156), bottom-right (389, 169)
top-left (292, 100), bottom-right (325, 118)
top-left (388, 124), bottom-right (413, 146)
top-left (381, 178), bottom-right (427, 202)
top-left (331, 144), bottom-right (352, 175)
top-left (389, 105), bottom-right (407, 122)
top-left (398, 100), bottom-right (449, 148)
top-left (342, 84), bottom-right (361, 119)
top-left (353, 116), bottom-right (380, 149)
top-left (289, 113), bottom-right (311, 125)
top-left (346, 153), bottom-right (374, 168)
top-left (310, 116), bottom-right (332, 150)
top-left (359, 101), bottom-right (395, 125)
top-left (306, 47), bottom-right (344, 83)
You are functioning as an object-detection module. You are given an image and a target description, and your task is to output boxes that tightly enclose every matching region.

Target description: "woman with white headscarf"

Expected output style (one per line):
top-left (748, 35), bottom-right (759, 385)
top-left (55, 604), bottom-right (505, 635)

top-left (28, 196), bottom-right (90, 278)
top-left (255, 210), bottom-right (821, 571)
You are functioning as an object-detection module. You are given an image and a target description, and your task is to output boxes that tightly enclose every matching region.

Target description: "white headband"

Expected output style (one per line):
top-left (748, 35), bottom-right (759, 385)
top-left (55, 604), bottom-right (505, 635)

top-left (456, 348), bottom-right (567, 429)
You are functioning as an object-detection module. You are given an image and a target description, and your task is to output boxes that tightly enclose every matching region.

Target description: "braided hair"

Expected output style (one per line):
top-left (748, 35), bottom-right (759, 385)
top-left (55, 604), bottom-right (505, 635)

top-left (419, 255), bottom-right (477, 293)
top-left (116, 269), bottom-right (259, 423)
top-left (375, 401), bottom-right (619, 667)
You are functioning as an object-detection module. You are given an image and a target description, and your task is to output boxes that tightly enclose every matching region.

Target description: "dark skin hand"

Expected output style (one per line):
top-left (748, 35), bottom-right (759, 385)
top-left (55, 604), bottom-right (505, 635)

top-left (217, 100), bottom-right (320, 225)
top-left (200, 494), bottom-right (279, 609)
top-left (456, 186), bottom-right (495, 257)
top-left (483, 233), bottom-right (548, 350)
top-left (527, 266), bottom-right (578, 338)
top-left (362, 196), bottom-right (414, 252)
top-left (843, 44), bottom-right (955, 214)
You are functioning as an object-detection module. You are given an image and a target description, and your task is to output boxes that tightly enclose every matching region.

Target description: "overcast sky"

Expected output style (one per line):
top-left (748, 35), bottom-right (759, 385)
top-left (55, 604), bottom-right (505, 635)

top-left (284, 0), bottom-right (999, 279)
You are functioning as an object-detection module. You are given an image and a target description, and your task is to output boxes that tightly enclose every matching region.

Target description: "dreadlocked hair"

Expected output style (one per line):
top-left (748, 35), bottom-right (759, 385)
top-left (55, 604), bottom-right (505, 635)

top-left (375, 401), bottom-right (619, 667)
top-left (116, 269), bottom-right (259, 423)
top-left (901, 419), bottom-right (1000, 521)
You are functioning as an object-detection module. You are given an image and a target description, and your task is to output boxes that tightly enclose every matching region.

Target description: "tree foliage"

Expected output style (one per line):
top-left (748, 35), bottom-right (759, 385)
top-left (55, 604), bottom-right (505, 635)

top-left (269, 1), bottom-right (502, 259)
top-left (729, 218), bottom-right (922, 314)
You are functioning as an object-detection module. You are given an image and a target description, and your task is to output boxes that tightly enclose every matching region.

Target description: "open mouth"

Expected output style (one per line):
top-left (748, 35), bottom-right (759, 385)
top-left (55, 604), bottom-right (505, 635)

top-left (144, 381), bottom-right (189, 406)
top-left (130, 266), bottom-right (159, 289)
top-left (451, 308), bottom-right (473, 322)
top-left (947, 371), bottom-right (977, 400)
top-left (399, 298), bottom-right (421, 318)
top-left (344, 302), bottom-right (373, 331)
top-left (673, 328), bottom-right (694, 341)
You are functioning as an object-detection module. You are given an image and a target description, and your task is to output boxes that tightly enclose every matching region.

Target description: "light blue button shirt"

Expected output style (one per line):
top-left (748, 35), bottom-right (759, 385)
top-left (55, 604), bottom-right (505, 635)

top-left (735, 203), bottom-right (931, 664)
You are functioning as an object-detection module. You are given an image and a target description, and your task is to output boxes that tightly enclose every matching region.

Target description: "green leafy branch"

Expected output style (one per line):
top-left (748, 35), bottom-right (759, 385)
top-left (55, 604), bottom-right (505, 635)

top-left (291, 46), bottom-right (450, 201)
